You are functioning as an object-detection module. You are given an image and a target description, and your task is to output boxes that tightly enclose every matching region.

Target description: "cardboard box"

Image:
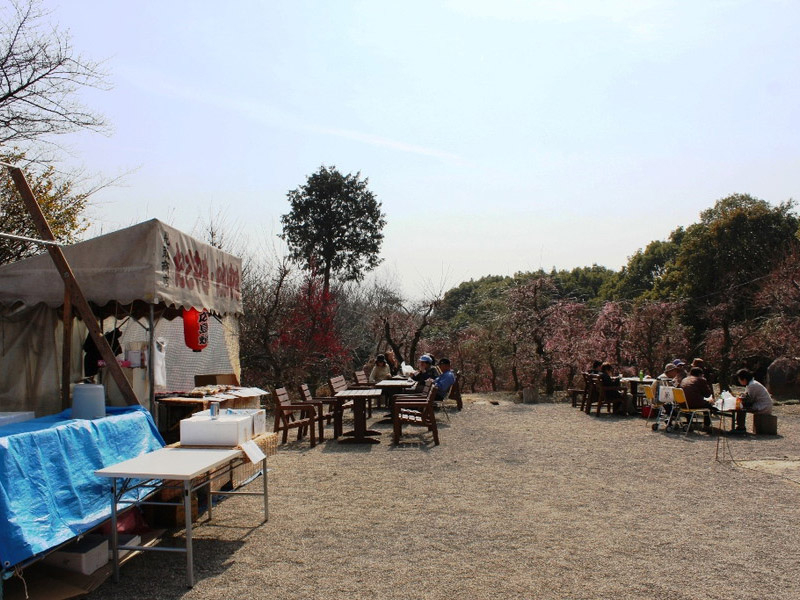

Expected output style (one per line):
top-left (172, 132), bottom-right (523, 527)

top-left (43, 537), bottom-right (109, 575)
top-left (180, 413), bottom-right (252, 446)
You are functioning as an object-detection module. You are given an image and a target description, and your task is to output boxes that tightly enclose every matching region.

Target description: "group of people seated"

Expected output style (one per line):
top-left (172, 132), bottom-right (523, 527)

top-left (587, 357), bottom-right (774, 431)
top-left (659, 358), bottom-right (773, 432)
top-left (366, 350), bottom-right (456, 403)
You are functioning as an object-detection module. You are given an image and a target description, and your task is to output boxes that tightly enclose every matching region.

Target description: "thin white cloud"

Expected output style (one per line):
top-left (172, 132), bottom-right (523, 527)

top-left (317, 127), bottom-right (465, 163)
top-left (119, 64), bottom-right (464, 165)
top-left (444, 0), bottom-right (664, 23)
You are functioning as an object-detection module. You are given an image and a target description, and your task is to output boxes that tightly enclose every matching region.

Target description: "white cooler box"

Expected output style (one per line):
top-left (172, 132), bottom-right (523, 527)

top-left (192, 408), bottom-right (266, 438)
top-left (180, 413), bottom-right (253, 446)
top-left (43, 537), bottom-right (109, 575)
top-left (0, 412), bottom-right (35, 428)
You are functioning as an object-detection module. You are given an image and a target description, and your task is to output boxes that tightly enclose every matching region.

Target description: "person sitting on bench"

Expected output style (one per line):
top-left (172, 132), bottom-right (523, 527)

top-left (733, 368), bottom-right (773, 432)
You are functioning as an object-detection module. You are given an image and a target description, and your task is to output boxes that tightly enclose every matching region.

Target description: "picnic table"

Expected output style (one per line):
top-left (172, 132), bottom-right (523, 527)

top-left (620, 376), bottom-right (656, 399)
top-left (334, 388), bottom-right (383, 444)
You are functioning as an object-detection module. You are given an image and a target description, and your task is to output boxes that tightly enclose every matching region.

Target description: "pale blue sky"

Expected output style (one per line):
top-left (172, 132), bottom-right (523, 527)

top-left (47, 0), bottom-right (800, 298)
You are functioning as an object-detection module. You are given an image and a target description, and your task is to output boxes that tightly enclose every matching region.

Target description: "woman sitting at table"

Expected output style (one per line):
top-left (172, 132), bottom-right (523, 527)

top-left (368, 354), bottom-right (392, 383)
top-left (732, 368), bottom-right (773, 431)
top-left (600, 363), bottom-right (632, 415)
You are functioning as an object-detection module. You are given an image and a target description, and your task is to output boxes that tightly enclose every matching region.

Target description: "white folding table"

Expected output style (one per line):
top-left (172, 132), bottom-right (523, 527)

top-left (95, 446), bottom-right (268, 587)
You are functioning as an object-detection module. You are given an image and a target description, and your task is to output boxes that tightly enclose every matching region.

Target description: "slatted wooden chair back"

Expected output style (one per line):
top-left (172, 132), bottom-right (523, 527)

top-left (593, 377), bottom-right (618, 416)
top-left (392, 383), bottom-right (440, 445)
top-left (300, 383), bottom-right (350, 440)
top-left (329, 375), bottom-right (348, 395)
top-left (274, 386), bottom-right (292, 407)
top-left (354, 370), bottom-right (369, 385)
top-left (582, 373), bottom-right (599, 413)
top-left (449, 371), bottom-right (463, 410)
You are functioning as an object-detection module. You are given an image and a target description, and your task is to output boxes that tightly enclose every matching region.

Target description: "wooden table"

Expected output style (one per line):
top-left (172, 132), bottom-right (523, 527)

top-left (335, 388), bottom-right (383, 444)
top-left (95, 446), bottom-right (268, 587)
top-left (620, 377), bottom-right (656, 398)
top-left (374, 379), bottom-right (415, 390)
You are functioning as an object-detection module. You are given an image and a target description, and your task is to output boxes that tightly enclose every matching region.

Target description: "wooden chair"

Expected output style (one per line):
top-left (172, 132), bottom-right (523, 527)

top-left (582, 374), bottom-right (600, 413)
top-left (568, 373), bottom-right (589, 408)
top-left (299, 383), bottom-right (350, 439)
top-left (672, 388), bottom-right (713, 435)
top-left (354, 370), bottom-right (369, 385)
top-left (592, 377), bottom-right (623, 416)
top-left (392, 383), bottom-right (440, 445)
top-left (448, 371), bottom-right (463, 411)
top-left (272, 387), bottom-right (317, 447)
top-left (330, 375), bottom-right (375, 417)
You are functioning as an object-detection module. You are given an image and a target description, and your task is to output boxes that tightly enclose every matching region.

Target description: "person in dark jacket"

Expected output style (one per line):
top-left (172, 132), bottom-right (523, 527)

top-left (680, 366), bottom-right (715, 430)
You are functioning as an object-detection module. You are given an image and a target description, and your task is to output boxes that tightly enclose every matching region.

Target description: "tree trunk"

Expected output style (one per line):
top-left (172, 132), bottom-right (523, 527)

top-left (545, 367), bottom-right (554, 395)
top-left (719, 322), bottom-right (732, 391)
top-left (322, 263), bottom-right (331, 296)
top-left (511, 342), bottom-right (520, 391)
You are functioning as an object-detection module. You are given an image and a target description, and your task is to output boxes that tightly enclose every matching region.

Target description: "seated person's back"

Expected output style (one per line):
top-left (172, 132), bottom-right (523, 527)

top-left (434, 358), bottom-right (455, 400)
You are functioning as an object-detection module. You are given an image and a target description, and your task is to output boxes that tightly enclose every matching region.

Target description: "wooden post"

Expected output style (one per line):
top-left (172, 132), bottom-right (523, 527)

top-left (61, 288), bottom-right (73, 410)
top-left (6, 165), bottom-right (140, 406)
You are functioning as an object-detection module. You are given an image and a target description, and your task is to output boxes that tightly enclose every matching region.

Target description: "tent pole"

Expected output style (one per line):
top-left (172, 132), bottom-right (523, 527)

top-left (149, 304), bottom-right (156, 425)
top-left (61, 289), bottom-right (72, 411)
top-left (5, 165), bottom-right (140, 406)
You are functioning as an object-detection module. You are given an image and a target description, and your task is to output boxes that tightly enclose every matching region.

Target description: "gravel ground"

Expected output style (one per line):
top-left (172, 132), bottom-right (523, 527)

top-left (87, 395), bottom-right (800, 600)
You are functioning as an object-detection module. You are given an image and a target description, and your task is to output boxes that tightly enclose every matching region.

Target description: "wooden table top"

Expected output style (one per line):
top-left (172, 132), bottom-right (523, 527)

top-left (335, 388), bottom-right (382, 398)
top-left (374, 379), bottom-right (415, 388)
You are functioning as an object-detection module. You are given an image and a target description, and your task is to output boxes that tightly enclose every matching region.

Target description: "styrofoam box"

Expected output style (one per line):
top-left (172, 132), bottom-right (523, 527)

top-left (180, 414), bottom-right (252, 446)
top-left (0, 412), bottom-right (35, 428)
top-left (194, 408), bottom-right (266, 437)
top-left (43, 537), bottom-right (109, 575)
top-left (85, 533), bottom-right (141, 560)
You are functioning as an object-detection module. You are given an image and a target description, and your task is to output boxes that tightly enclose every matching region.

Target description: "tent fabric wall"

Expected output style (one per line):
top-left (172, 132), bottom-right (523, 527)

top-left (117, 314), bottom-right (240, 392)
top-left (0, 304), bottom-right (85, 415)
top-left (0, 219), bottom-right (242, 315)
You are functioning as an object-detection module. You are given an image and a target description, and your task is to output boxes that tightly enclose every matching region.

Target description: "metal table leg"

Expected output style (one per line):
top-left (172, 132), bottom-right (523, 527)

top-left (111, 478), bottom-right (120, 582)
top-left (263, 457), bottom-right (268, 522)
top-left (184, 480), bottom-right (194, 588)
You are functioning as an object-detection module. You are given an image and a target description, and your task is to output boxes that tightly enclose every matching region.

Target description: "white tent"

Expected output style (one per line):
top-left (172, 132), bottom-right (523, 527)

top-left (0, 219), bottom-right (243, 416)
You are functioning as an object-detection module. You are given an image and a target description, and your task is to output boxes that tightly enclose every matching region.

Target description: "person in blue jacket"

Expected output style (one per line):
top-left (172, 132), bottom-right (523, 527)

top-left (434, 358), bottom-right (455, 400)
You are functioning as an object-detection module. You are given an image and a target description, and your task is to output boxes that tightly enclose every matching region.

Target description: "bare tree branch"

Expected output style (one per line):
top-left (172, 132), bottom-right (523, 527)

top-left (0, 0), bottom-right (109, 149)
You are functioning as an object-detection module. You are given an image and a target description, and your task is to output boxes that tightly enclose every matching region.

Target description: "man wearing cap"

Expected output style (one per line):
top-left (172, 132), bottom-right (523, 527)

top-left (434, 358), bottom-right (456, 401)
top-left (410, 355), bottom-right (438, 393)
top-left (659, 362), bottom-right (687, 387)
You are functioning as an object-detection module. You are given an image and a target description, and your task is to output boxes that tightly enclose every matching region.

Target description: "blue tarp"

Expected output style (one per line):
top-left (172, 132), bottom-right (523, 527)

top-left (0, 406), bottom-right (164, 569)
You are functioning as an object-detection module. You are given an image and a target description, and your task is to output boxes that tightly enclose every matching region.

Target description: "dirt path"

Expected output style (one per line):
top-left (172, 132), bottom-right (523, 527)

top-left (88, 395), bottom-right (800, 599)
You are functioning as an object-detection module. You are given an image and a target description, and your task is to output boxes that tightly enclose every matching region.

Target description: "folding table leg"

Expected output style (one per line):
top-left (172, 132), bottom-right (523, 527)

top-left (262, 457), bottom-right (269, 522)
top-left (184, 481), bottom-right (194, 588)
top-left (111, 478), bottom-right (119, 583)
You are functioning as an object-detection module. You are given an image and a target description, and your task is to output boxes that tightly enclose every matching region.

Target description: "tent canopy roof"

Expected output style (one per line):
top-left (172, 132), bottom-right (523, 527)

top-left (0, 219), bottom-right (242, 315)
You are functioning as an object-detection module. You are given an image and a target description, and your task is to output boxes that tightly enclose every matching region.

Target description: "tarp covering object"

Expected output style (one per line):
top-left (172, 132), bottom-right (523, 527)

top-left (0, 218), bottom-right (242, 315)
top-left (0, 406), bottom-right (164, 569)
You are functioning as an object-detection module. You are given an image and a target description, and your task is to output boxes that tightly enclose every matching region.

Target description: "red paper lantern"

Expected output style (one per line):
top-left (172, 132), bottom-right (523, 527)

top-left (183, 308), bottom-right (209, 352)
